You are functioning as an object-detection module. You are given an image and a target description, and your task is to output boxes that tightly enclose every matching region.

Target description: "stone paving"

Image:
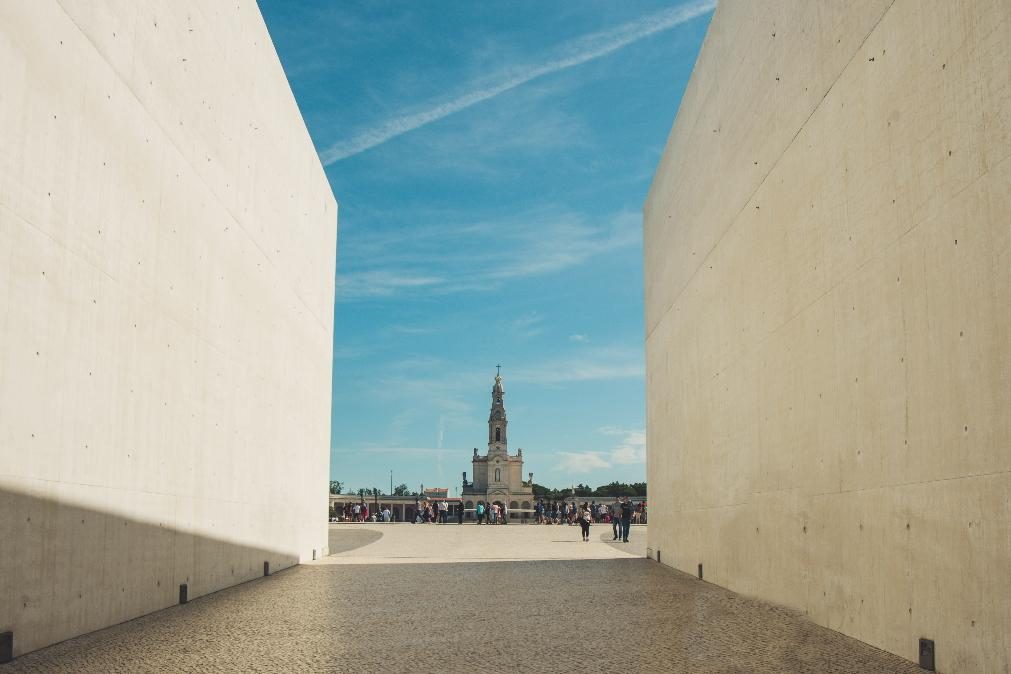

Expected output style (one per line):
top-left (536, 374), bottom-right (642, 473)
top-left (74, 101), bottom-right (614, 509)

top-left (4, 524), bottom-right (922, 673)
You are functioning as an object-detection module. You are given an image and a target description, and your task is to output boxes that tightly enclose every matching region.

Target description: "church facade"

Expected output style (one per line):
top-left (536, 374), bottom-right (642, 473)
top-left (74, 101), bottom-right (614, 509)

top-left (461, 369), bottom-right (535, 519)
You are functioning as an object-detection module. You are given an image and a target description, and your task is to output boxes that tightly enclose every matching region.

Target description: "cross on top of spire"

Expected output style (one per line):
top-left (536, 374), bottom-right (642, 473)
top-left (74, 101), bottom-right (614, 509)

top-left (496, 364), bottom-right (501, 376)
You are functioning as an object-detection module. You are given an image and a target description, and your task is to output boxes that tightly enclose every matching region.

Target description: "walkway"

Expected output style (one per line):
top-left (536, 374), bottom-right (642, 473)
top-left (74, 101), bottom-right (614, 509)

top-left (6, 524), bottom-right (921, 673)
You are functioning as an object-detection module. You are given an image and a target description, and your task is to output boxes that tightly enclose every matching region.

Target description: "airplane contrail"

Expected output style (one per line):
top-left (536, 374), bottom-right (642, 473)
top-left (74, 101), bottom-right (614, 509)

top-left (320, 0), bottom-right (717, 164)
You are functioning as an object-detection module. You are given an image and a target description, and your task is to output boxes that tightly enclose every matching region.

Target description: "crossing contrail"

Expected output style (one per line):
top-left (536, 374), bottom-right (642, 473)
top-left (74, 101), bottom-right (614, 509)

top-left (320, 0), bottom-right (717, 164)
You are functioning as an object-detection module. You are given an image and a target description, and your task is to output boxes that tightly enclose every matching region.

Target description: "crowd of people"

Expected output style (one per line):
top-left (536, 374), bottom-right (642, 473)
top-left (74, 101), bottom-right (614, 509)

top-left (332, 495), bottom-right (646, 542)
top-left (337, 501), bottom-right (394, 523)
top-left (532, 496), bottom-right (646, 527)
top-left (412, 498), bottom-right (457, 524)
top-left (334, 499), bottom-right (461, 524)
top-left (472, 500), bottom-right (509, 524)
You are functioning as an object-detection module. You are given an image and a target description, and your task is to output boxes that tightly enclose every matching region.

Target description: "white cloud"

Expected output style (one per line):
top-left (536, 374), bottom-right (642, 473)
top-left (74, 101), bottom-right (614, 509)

top-left (389, 324), bottom-right (439, 336)
top-left (510, 346), bottom-right (643, 385)
top-left (553, 428), bottom-right (646, 473)
top-left (556, 451), bottom-right (612, 473)
top-left (610, 429), bottom-right (646, 464)
top-left (569, 334), bottom-right (589, 343)
top-left (320, 0), bottom-right (717, 163)
top-left (334, 446), bottom-right (449, 456)
top-left (337, 208), bottom-right (640, 301)
top-left (511, 312), bottom-right (544, 338)
top-left (597, 425), bottom-right (626, 436)
top-left (336, 270), bottom-right (443, 299)
top-left (332, 344), bottom-right (370, 360)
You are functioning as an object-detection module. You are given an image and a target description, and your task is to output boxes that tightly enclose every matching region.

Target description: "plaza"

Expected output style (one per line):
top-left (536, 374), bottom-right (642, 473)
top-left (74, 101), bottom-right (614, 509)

top-left (3, 525), bottom-right (922, 673)
top-left (2, 0), bottom-right (1008, 670)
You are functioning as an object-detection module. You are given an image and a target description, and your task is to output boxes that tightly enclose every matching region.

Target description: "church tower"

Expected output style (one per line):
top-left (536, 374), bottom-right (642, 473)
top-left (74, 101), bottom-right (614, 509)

top-left (461, 366), bottom-right (533, 519)
top-left (488, 366), bottom-right (507, 455)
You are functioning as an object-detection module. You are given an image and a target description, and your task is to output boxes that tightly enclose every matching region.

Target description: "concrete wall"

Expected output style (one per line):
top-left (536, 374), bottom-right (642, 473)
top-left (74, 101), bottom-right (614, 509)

top-left (644, 1), bottom-right (1009, 671)
top-left (0, 0), bottom-right (336, 658)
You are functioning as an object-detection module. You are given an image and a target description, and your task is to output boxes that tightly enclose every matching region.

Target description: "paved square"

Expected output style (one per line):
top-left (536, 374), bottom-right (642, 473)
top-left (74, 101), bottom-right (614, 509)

top-left (5, 524), bottom-right (921, 673)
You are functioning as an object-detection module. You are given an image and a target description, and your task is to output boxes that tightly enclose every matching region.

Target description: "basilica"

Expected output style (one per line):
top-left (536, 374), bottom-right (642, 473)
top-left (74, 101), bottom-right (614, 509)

top-left (461, 369), bottom-right (535, 520)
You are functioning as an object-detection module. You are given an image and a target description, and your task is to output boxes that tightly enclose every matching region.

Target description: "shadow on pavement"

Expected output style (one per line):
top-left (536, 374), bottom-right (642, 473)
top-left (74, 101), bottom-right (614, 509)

top-left (327, 526), bottom-right (383, 554)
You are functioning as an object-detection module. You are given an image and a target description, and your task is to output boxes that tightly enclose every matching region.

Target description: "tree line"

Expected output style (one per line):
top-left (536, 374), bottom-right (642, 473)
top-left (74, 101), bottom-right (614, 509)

top-left (329, 481), bottom-right (414, 497)
top-left (330, 480), bottom-right (646, 498)
top-left (533, 481), bottom-right (647, 498)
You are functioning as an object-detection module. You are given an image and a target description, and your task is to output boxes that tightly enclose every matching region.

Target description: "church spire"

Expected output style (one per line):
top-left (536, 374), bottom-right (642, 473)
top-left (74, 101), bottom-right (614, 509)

top-left (488, 367), bottom-right (507, 453)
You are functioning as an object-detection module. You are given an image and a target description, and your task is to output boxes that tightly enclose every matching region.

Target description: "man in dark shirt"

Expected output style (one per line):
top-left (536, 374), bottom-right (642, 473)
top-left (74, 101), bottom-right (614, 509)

top-left (620, 496), bottom-right (634, 542)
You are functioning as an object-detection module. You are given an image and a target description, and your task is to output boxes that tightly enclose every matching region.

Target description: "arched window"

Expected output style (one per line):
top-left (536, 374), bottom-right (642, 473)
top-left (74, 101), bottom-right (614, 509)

top-left (495, 427), bottom-right (501, 441)
top-left (494, 468), bottom-right (501, 482)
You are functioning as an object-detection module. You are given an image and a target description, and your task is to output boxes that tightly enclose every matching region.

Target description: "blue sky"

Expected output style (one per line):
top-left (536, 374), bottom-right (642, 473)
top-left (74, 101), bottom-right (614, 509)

top-left (257, 0), bottom-right (714, 494)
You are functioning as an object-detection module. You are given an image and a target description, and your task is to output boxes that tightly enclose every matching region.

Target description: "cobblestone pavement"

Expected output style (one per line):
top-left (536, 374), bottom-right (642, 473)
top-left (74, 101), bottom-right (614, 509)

top-left (5, 526), bottom-right (921, 673)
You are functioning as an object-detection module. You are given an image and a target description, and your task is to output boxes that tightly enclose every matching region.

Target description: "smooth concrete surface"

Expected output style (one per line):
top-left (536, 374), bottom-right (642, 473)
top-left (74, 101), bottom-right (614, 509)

top-left (313, 523), bottom-right (643, 565)
top-left (644, 1), bottom-right (1009, 672)
top-left (0, 0), bottom-right (336, 658)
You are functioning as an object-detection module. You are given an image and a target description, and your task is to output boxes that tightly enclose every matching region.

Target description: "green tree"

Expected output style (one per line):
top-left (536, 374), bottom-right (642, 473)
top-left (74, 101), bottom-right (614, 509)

top-left (593, 481), bottom-right (636, 497)
top-left (532, 483), bottom-right (563, 498)
top-left (329, 480), bottom-right (343, 495)
top-left (393, 483), bottom-right (410, 496)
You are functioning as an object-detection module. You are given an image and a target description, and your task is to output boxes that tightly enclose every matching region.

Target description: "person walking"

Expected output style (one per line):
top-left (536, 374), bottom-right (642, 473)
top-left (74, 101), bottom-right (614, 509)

top-left (612, 501), bottom-right (622, 540)
top-left (579, 502), bottom-right (591, 541)
top-left (476, 501), bottom-right (485, 524)
top-left (438, 499), bottom-right (448, 524)
top-left (620, 496), bottom-right (634, 542)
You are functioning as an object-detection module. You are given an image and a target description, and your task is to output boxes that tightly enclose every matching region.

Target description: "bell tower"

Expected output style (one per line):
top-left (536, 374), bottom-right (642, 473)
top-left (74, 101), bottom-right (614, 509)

top-left (488, 365), bottom-right (508, 456)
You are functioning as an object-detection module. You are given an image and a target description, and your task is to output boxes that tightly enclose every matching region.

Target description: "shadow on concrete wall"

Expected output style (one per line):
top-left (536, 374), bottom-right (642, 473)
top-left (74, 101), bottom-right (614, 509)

top-left (0, 487), bottom-right (301, 661)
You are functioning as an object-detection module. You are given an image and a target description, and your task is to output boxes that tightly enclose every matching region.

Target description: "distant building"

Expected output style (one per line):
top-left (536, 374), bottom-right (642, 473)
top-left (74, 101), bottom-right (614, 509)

top-left (422, 487), bottom-right (448, 499)
top-left (461, 369), bottom-right (535, 519)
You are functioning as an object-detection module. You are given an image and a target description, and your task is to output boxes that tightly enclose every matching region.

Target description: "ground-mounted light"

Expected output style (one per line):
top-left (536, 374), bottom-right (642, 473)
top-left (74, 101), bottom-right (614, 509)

top-left (0, 631), bottom-right (12, 664)
top-left (919, 638), bottom-right (935, 671)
